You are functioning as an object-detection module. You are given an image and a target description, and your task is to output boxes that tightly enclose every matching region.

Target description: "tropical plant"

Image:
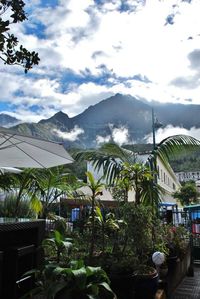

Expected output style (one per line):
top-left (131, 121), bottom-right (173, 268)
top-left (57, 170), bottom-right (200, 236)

top-left (7, 168), bottom-right (42, 218)
top-left (92, 206), bottom-right (127, 255)
top-left (154, 135), bottom-right (200, 170)
top-left (48, 213), bottom-right (68, 236)
top-left (164, 224), bottom-right (190, 259)
top-left (119, 203), bottom-right (154, 264)
top-left (42, 230), bottom-right (73, 264)
top-left (74, 135), bottom-right (200, 205)
top-left (34, 166), bottom-right (80, 218)
top-left (75, 143), bottom-right (157, 204)
top-left (85, 171), bottom-right (104, 260)
top-left (0, 171), bottom-right (15, 191)
top-left (22, 260), bottom-right (116, 299)
top-left (74, 143), bottom-right (137, 186)
top-left (173, 181), bottom-right (200, 206)
top-left (0, 194), bottom-right (35, 218)
top-left (119, 162), bottom-right (156, 205)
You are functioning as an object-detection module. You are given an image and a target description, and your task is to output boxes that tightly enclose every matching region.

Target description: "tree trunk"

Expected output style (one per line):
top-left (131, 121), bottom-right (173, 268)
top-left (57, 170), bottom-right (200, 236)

top-left (89, 193), bottom-right (95, 260)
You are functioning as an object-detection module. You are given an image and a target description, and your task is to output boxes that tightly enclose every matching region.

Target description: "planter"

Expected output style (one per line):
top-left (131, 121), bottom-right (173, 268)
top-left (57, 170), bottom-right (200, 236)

top-left (165, 245), bottom-right (191, 296)
top-left (159, 265), bottom-right (168, 279)
top-left (133, 268), bottom-right (158, 299)
top-left (166, 255), bottom-right (178, 272)
top-left (109, 273), bottom-right (135, 299)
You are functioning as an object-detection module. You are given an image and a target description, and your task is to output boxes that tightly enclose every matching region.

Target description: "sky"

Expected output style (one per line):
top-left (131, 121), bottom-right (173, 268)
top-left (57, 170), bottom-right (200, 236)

top-left (1, 0), bottom-right (200, 142)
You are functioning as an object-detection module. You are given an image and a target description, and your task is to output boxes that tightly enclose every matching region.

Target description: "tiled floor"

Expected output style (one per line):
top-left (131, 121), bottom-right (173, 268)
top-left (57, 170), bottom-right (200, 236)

top-left (171, 265), bottom-right (200, 299)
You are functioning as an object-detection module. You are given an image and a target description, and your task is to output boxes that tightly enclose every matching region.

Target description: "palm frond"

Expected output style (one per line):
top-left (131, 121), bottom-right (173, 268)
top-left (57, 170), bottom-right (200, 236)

top-left (74, 143), bottom-right (137, 184)
top-left (155, 134), bottom-right (200, 159)
top-left (154, 134), bottom-right (200, 170)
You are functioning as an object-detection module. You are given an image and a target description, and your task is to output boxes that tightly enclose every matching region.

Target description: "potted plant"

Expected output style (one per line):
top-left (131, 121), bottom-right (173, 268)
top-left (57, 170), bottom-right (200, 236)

top-left (164, 225), bottom-right (189, 270)
top-left (42, 230), bottom-right (73, 264)
top-left (159, 261), bottom-right (168, 279)
top-left (108, 253), bottom-right (139, 299)
top-left (106, 203), bottom-right (157, 299)
top-left (21, 260), bottom-right (116, 299)
top-left (133, 265), bottom-right (158, 299)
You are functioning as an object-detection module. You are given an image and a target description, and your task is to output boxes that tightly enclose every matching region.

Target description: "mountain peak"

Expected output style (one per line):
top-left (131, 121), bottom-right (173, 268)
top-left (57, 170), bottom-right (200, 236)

top-left (39, 111), bottom-right (70, 125)
top-left (7, 93), bottom-right (200, 149)
top-left (0, 113), bottom-right (20, 128)
top-left (54, 111), bottom-right (69, 117)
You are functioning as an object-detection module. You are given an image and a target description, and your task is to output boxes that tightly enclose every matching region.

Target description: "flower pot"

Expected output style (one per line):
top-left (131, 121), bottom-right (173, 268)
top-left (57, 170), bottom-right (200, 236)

top-left (133, 268), bottom-right (158, 299)
top-left (159, 264), bottom-right (168, 279)
top-left (109, 273), bottom-right (135, 299)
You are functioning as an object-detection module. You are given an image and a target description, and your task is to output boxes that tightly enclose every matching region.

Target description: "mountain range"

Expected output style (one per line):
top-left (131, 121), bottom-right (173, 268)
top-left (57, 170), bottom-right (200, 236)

top-left (1, 93), bottom-right (200, 148)
top-left (0, 114), bottom-right (20, 128)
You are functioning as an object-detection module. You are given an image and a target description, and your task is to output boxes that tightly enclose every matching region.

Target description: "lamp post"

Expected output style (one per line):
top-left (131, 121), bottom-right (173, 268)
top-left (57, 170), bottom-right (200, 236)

top-left (152, 108), bottom-right (156, 151)
top-left (151, 109), bottom-right (163, 212)
top-left (151, 108), bottom-right (163, 179)
top-left (152, 108), bottom-right (163, 150)
top-left (152, 108), bottom-right (158, 184)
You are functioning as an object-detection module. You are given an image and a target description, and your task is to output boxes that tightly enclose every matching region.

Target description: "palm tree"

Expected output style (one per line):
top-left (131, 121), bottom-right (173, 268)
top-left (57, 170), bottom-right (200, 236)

top-left (75, 143), bottom-right (137, 185)
top-left (74, 135), bottom-right (200, 205)
top-left (154, 134), bottom-right (200, 166)
top-left (119, 162), bottom-right (154, 205)
top-left (34, 166), bottom-right (79, 218)
top-left (0, 171), bottom-right (15, 192)
top-left (8, 168), bottom-right (41, 218)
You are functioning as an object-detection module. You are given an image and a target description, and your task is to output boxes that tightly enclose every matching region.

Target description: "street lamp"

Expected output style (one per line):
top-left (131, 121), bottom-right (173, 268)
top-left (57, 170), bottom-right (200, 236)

top-left (151, 109), bottom-right (163, 211)
top-left (152, 109), bottom-right (156, 151)
top-left (152, 108), bottom-right (163, 150)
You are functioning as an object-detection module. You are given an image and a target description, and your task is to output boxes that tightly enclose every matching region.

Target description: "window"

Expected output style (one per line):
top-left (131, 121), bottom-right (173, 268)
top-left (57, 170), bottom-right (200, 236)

top-left (157, 166), bottom-right (160, 179)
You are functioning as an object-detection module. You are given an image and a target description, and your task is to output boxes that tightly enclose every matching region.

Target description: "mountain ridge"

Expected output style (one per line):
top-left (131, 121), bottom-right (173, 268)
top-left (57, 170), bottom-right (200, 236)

top-left (0, 114), bottom-right (20, 128)
top-left (3, 93), bottom-right (200, 148)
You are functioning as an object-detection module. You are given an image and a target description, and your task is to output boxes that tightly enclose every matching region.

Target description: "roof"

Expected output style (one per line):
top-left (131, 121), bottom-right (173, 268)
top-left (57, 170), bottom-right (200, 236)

top-left (184, 204), bottom-right (200, 210)
top-left (159, 202), bottom-right (178, 207)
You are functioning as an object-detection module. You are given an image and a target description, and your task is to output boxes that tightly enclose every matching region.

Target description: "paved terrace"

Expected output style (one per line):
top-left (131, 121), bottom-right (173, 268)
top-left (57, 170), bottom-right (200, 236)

top-left (171, 265), bottom-right (200, 299)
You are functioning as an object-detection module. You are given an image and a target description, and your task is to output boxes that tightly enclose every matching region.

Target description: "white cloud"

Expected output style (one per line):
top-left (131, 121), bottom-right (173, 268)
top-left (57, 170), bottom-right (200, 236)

top-left (96, 124), bottom-right (130, 146)
top-left (53, 126), bottom-right (84, 141)
top-left (1, 0), bottom-right (200, 121)
top-left (112, 126), bottom-right (129, 145)
top-left (145, 125), bottom-right (200, 144)
top-left (96, 135), bottom-right (111, 144)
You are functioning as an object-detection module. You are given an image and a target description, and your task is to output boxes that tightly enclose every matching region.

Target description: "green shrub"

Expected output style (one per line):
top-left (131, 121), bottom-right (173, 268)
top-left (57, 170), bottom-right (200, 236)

top-left (0, 194), bottom-right (35, 218)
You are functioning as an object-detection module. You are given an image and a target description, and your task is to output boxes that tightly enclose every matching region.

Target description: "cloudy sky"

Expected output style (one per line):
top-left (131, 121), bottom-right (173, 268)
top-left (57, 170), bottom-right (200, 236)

top-left (1, 0), bottom-right (200, 127)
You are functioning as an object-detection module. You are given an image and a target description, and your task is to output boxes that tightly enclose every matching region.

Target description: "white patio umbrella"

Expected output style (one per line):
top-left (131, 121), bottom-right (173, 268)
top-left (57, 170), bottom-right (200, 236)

top-left (0, 129), bottom-right (74, 168)
top-left (0, 167), bottom-right (22, 174)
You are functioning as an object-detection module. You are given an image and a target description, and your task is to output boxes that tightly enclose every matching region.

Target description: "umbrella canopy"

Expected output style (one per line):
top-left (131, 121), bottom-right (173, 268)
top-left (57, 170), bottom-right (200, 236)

top-left (0, 167), bottom-right (22, 174)
top-left (0, 129), bottom-right (74, 168)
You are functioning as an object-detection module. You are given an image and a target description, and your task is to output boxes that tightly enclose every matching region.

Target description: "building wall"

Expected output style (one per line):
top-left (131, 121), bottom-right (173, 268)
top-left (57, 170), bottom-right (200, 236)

top-left (175, 171), bottom-right (200, 182)
top-left (196, 180), bottom-right (200, 192)
top-left (157, 156), bottom-right (180, 203)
